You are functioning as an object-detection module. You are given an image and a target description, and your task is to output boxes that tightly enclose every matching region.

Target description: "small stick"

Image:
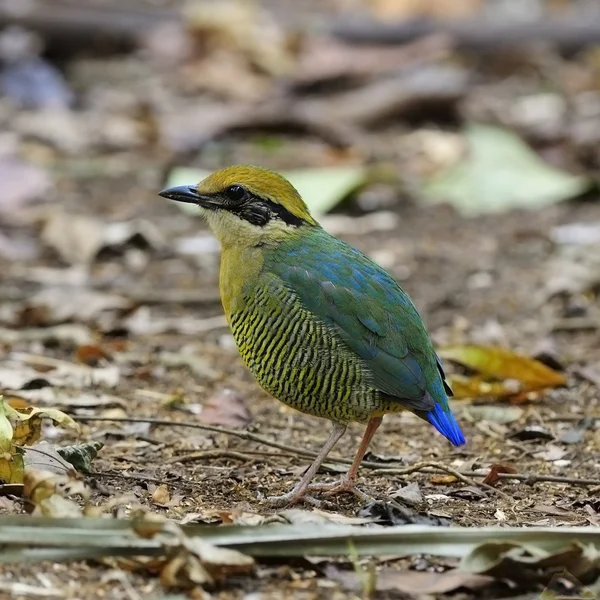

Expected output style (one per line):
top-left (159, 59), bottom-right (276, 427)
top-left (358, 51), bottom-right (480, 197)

top-left (164, 450), bottom-right (256, 465)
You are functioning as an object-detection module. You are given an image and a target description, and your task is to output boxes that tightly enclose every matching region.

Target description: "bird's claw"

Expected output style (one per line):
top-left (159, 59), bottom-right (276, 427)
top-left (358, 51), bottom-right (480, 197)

top-left (258, 478), bottom-right (376, 507)
top-left (257, 489), bottom-right (322, 508)
top-left (306, 478), bottom-right (374, 502)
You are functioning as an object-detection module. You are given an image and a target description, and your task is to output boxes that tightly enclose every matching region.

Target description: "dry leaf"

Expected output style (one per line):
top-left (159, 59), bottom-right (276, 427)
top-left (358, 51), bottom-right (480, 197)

top-left (152, 484), bottom-right (171, 506)
top-left (533, 444), bottom-right (568, 462)
top-left (430, 474), bottom-right (458, 484)
top-left (0, 447), bottom-right (24, 484)
top-left (0, 157), bottom-right (53, 219)
top-left (461, 540), bottom-right (600, 583)
top-left (23, 467), bottom-right (89, 516)
top-left (199, 388), bottom-right (251, 428)
top-left (441, 345), bottom-right (566, 400)
top-left (482, 463), bottom-right (518, 486)
top-left (42, 211), bottom-right (166, 265)
top-left (75, 344), bottom-right (111, 366)
top-left (325, 563), bottom-right (492, 593)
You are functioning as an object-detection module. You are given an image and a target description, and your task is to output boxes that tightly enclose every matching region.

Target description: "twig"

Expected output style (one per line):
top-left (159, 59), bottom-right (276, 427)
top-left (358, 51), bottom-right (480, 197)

top-left (75, 416), bottom-right (324, 462)
top-left (331, 16), bottom-right (600, 53)
top-left (75, 415), bottom-right (600, 489)
top-left (375, 461), bottom-right (508, 498)
top-left (91, 470), bottom-right (227, 489)
top-left (164, 450), bottom-right (256, 465)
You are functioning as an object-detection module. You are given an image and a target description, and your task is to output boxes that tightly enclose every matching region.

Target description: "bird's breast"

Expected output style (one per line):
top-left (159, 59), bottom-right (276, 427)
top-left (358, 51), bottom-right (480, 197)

top-left (219, 245), bottom-right (264, 318)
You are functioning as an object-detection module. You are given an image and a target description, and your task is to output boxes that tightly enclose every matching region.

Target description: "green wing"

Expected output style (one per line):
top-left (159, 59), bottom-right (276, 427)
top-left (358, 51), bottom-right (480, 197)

top-left (273, 254), bottom-right (438, 413)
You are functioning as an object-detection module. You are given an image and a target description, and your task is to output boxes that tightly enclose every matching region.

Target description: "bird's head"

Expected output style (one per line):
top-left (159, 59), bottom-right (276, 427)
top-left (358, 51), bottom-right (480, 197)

top-left (159, 165), bottom-right (317, 247)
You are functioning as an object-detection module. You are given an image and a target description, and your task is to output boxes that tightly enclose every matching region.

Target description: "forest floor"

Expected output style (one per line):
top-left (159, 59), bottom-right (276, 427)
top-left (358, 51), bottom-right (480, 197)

top-left (0, 0), bottom-right (599, 598)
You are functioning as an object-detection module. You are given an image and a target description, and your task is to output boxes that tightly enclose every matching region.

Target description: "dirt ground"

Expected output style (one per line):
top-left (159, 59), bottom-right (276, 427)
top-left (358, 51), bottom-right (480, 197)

top-left (1, 0), bottom-right (600, 598)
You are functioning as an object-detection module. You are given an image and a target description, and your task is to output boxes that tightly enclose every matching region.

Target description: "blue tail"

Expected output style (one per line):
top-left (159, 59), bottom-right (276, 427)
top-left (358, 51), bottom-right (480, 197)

top-left (426, 402), bottom-right (465, 446)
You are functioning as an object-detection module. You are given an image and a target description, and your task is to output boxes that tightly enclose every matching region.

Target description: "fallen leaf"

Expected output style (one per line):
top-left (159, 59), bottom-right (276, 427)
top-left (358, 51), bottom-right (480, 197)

top-left (461, 540), bottom-right (600, 583)
top-left (430, 474), bottom-right (458, 485)
top-left (199, 389), bottom-right (251, 428)
top-left (530, 503), bottom-right (572, 517)
top-left (24, 441), bottom-right (76, 476)
top-left (75, 344), bottom-right (111, 367)
top-left (57, 441), bottom-right (104, 474)
top-left (157, 521), bottom-right (254, 588)
top-left (533, 444), bottom-right (568, 462)
top-left (509, 426), bottom-right (554, 441)
top-left (11, 405), bottom-right (79, 447)
top-left (0, 157), bottom-right (53, 219)
top-left (324, 564), bottom-right (492, 593)
top-left (391, 482), bottom-right (423, 506)
top-left (279, 509), bottom-right (378, 526)
top-left (463, 405), bottom-right (524, 424)
top-left (358, 500), bottom-right (450, 526)
top-left (441, 345), bottom-right (566, 400)
top-left (23, 467), bottom-right (89, 517)
top-left (446, 375), bottom-right (520, 400)
top-left (424, 124), bottom-right (590, 216)
top-left (559, 418), bottom-right (593, 444)
top-left (152, 484), bottom-right (171, 506)
top-left (42, 211), bottom-right (166, 265)
top-left (0, 447), bottom-right (24, 485)
top-left (18, 287), bottom-right (132, 327)
top-left (482, 464), bottom-right (517, 486)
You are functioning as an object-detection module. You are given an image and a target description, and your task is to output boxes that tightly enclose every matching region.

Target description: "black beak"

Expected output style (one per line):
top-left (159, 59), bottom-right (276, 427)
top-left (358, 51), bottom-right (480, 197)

top-left (158, 184), bottom-right (203, 205)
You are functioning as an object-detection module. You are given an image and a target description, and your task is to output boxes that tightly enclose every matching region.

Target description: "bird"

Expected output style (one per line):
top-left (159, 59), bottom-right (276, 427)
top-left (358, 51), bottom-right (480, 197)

top-left (159, 165), bottom-right (465, 505)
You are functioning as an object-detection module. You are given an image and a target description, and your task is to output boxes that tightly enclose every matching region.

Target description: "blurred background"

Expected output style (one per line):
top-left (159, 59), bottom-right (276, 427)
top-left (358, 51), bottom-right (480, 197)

top-left (1, 0), bottom-right (600, 594)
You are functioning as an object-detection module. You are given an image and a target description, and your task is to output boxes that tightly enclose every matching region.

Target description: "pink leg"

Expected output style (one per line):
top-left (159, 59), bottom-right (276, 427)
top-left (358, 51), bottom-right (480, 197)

top-left (309, 415), bottom-right (383, 497)
top-left (262, 422), bottom-right (347, 507)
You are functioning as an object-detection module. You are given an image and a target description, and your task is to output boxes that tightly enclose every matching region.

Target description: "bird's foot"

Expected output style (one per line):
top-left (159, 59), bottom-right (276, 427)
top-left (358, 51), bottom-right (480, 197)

top-left (307, 477), bottom-right (372, 501)
top-left (257, 488), bottom-right (323, 508)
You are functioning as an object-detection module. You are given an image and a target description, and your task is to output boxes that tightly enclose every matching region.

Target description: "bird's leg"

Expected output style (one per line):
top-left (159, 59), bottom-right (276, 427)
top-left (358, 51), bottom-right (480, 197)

top-left (261, 422), bottom-right (347, 507)
top-left (308, 415), bottom-right (383, 498)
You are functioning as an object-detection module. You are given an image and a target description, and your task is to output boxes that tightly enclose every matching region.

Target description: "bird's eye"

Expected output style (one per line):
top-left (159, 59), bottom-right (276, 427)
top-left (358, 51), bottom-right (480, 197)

top-left (225, 185), bottom-right (245, 202)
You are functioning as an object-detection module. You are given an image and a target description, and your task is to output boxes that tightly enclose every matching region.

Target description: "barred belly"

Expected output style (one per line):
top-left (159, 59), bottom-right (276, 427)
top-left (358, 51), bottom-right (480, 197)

top-left (229, 285), bottom-right (377, 423)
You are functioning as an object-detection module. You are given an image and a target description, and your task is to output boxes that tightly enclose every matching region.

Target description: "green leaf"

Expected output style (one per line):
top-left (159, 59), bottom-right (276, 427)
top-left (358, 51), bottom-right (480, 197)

top-left (0, 517), bottom-right (599, 568)
top-left (423, 124), bottom-right (590, 216)
top-left (57, 441), bottom-right (104, 474)
top-left (165, 166), bottom-right (367, 217)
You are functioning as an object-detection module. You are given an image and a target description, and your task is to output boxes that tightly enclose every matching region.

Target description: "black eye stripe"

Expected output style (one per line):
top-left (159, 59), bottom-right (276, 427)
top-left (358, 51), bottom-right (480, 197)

top-left (217, 187), bottom-right (305, 227)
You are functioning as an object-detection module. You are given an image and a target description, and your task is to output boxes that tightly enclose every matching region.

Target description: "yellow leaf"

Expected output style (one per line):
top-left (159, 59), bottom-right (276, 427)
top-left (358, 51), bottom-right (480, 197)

top-left (0, 397), bottom-right (15, 453)
top-left (13, 415), bottom-right (43, 446)
top-left (0, 447), bottom-right (24, 484)
top-left (440, 345), bottom-right (566, 391)
top-left (447, 374), bottom-right (522, 401)
top-left (13, 406), bottom-right (80, 439)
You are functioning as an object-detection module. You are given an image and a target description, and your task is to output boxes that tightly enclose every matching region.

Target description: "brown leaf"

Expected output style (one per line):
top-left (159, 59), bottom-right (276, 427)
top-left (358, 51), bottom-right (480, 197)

top-left (199, 389), bottom-right (251, 427)
top-left (152, 484), bottom-right (171, 506)
top-left (482, 463), bottom-right (518, 486)
top-left (430, 474), bottom-right (458, 484)
top-left (75, 344), bottom-right (111, 367)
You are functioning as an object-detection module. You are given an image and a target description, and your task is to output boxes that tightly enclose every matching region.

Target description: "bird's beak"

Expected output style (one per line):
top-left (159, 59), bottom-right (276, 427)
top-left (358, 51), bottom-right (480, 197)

top-left (158, 184), bottom-right (216, 209)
